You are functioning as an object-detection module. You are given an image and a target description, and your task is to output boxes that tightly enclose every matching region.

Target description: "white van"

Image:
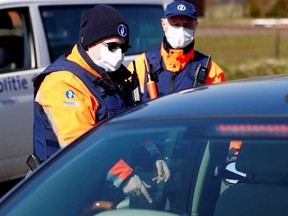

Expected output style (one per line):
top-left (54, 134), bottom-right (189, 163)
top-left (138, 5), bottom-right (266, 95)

top-left (0, 0), bottom-right (171, 183)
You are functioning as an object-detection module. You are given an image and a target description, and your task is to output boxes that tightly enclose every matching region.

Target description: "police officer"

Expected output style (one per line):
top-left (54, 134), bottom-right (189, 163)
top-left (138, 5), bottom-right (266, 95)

top-left (128, 0), bottom-right (226, 102)
top-left (29, 4), bottom-right (170, 205)
top-left (32, 4), bottom-right (134, 162)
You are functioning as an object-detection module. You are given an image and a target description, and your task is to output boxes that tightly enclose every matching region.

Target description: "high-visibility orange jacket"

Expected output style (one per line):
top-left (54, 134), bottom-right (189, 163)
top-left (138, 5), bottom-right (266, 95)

top-left (35, 45), bottom-right (133, 147)
top-left (128, 41), bottom-right (226, 101)
top-left (34, 44), bottom-right (134, 187)
top-left (35, 45), bottom-right (100, 147)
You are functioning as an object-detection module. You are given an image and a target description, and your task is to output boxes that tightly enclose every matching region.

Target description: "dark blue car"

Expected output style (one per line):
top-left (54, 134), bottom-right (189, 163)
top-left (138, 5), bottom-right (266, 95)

top-left (1, 74), bottom-right (288, 216)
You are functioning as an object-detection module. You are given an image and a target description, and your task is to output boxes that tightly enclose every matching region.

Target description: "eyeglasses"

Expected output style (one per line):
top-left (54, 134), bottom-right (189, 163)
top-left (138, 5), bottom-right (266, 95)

top-left (102, 42), bottom-right (131, 53)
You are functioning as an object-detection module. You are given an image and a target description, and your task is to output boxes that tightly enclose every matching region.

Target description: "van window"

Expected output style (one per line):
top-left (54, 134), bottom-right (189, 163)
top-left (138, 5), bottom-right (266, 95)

top-left (40, 4), bottom-right (164, 62)
top-left (0, 8), bottom-right (32, 73)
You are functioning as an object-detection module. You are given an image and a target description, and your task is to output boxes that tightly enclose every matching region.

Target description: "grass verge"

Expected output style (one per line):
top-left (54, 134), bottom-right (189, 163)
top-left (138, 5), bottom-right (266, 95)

top-left (195, 25), bottom-right (288, 80)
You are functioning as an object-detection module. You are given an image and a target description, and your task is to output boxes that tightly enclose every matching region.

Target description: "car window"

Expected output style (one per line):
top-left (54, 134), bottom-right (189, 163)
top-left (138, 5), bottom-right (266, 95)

top-left (0, 8), bottom-right (32, 73)
top-left (1, 120), bottom-right (196, 215)
top-left (40, 4), bottom-right (164, 62)
top-left (2, 117), bottom-right (287, 216)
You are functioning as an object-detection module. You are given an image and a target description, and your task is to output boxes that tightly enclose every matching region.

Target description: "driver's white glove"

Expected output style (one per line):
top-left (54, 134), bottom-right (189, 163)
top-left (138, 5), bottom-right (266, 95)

top-left (122, 175), bottom-right (152, 203)
top-left (153, 160), bottom-right (170, 184)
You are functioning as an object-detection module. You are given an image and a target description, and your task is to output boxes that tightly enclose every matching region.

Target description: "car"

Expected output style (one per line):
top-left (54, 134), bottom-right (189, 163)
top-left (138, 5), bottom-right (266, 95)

top-left (1, 74), bottom-right (288, 216)
top-left (0, 0), bottom-right (171, 184)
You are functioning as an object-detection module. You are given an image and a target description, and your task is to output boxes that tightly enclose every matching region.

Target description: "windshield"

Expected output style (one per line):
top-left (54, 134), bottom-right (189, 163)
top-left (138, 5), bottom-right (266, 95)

top-left (40, 4), bottom-right (164, 62)
top-left (2, 115), bottom-right (288, 215)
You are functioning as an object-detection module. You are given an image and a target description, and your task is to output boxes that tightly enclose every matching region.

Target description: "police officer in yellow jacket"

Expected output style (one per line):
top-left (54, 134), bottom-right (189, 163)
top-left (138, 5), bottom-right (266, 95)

top-left (33, 5), bottom-right (134, 161)
top-left (128, 0), bottom-right (226, 101)
top-left (30, 4), bottom-right (170, 206)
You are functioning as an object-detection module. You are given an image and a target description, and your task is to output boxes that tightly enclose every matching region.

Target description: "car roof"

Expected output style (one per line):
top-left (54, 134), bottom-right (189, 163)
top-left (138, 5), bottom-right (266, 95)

top-left (1, 0), bottom-right (171, 5)
top-left (112, 74), bottom-right (288, 121)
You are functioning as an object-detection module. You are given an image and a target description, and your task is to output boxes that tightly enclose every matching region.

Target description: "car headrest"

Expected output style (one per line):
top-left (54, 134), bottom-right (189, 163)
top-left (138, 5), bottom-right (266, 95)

top-left (0, 12), bottom-right (13, 29)
top-left (236, 143), bottom-right (288, 176)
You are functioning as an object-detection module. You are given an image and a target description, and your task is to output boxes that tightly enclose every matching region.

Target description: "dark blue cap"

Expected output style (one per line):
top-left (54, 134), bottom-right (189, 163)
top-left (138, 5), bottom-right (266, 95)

top-left (164, 1), bottom-right (198, 20)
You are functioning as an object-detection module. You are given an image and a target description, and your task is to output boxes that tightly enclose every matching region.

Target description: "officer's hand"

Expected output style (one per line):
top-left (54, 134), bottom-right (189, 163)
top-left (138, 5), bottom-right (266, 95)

top-left (153, 160), bottom-right (170, 184)
top-left (122, 175), bottom-right (152, 203)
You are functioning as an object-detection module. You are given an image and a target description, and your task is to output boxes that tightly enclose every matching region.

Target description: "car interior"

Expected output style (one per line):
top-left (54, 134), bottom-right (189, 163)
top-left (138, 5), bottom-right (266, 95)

top-left (103, 131), bottom-right (288, 216)
top-left (170, 139), bottom-right (229, 216)
top-left (214, 142), bottom-right (288, 216)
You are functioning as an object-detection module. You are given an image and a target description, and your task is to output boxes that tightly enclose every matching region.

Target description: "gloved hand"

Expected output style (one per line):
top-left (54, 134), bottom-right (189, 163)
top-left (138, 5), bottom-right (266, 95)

top-left (122, 175), bottom-right (152, 203)
top-left (153, 160), bottom-right (170, 184)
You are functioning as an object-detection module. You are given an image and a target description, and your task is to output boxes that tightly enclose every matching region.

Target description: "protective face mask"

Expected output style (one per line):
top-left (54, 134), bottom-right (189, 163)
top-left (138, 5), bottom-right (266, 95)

top-left (165, 25), bottom-right (194, 49)
top-left (93, 44), bottom-right (124, 72)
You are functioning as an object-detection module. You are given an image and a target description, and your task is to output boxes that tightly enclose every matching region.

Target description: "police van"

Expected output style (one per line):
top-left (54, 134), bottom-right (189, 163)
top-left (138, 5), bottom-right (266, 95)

top-left (0, 0), bottom-right (171, 184)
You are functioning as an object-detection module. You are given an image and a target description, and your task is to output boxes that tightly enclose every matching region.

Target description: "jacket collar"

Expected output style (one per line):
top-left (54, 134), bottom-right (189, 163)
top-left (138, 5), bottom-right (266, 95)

top-left (66, 44), bottom-right (103, 78)
top-left (161, 37), bottom-right (195, 72)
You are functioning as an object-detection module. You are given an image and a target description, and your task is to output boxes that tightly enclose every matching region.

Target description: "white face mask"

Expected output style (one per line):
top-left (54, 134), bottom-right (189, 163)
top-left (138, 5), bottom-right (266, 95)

top-left (92, 44), bottom-right (124, 72)
top-left (165, 25), bottom-right (194, 49)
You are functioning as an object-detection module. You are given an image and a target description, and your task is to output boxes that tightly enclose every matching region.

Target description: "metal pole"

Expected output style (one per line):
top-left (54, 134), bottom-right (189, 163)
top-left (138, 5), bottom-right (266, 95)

top-left (275, 27), bottom-right (280, 59)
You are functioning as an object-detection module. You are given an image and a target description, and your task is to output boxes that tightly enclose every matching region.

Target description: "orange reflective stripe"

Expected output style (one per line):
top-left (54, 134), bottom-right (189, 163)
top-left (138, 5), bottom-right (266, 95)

top-left (109, 159), bottom-right (133, 181)
top-left (205, 61), bottom-right (226, 84)
top-left (229, 140), bottom-right (242, 156)
top-left (229, 140), bottom-right (242, 149)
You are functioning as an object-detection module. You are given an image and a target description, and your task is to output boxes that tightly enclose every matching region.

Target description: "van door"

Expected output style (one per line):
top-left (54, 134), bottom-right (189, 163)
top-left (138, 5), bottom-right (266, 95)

top-left (0, 8), bottom-right (39, 182)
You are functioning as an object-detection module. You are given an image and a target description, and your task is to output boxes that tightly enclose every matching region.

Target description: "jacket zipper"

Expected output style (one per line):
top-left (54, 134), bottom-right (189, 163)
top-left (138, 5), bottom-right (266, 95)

top-left (170, 73), bottom-right (176, 93)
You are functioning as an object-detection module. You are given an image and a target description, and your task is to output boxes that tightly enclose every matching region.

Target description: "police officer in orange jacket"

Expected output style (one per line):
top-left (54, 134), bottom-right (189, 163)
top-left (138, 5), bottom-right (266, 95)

top-left (30, 4), bottom-right (170, 205)
top-left (128, 0), bottom-right (226, 102)
top-left (33, 4), bottom-right (134, 162)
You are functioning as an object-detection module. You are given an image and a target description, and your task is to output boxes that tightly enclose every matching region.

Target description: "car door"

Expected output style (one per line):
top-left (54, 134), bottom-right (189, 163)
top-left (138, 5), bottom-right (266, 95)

top-left (0, 7), bottom-right (41, 182)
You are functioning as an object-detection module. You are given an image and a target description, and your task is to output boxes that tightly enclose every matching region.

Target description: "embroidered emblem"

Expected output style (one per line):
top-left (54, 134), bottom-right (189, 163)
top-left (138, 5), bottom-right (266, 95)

top-left (118, 24), bottom-right (127, 37)
top-left (65, 89), bottom-right (75, 99)
top-left (177, 4), bottom-right (186, 11)
top-left (63, 89), bottom-right (79, 107)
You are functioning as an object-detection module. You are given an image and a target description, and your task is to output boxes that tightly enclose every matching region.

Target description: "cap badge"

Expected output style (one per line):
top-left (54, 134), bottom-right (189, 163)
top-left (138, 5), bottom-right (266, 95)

top-left (177, 4), bottom-right (186, 11)
top-left (118, 24), bottom-right (127, 37)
